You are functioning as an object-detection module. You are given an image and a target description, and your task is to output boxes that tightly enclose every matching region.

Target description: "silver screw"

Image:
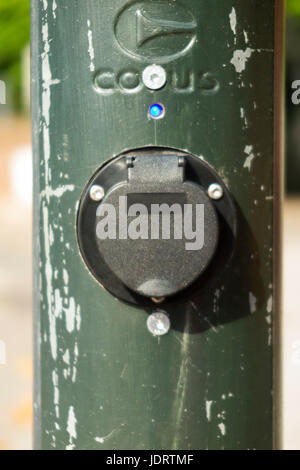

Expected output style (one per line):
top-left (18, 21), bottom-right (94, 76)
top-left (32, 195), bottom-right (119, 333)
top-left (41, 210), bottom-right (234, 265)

top-left (208, 183), bottom-right (224, 200)
top-left (89, 185), bottom-right (105, 202)
top-left (147, 312), bottom-right (171, 336)
top-left (142, 65), bottom-right (167, 91)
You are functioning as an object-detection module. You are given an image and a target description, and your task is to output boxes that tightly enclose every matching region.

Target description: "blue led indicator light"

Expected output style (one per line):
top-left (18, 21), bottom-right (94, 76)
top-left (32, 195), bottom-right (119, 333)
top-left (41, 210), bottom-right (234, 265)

top-left (149, 103), bottom-right (165, 119)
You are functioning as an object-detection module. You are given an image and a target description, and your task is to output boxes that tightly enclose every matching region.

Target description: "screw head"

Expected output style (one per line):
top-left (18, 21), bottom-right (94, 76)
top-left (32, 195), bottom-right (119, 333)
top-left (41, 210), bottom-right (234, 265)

top-left (147, 312), bottom-right (171, 336)
top-left (89, 185), bottom-right (105, 202)
top-left (142, 65), bottom-right (167, 90)
top-left (208, 183), bottom-right (224, 200)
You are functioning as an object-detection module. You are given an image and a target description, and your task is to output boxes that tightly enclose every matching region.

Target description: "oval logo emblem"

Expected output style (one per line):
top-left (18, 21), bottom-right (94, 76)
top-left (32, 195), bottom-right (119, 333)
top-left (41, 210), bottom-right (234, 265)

top-left (115, 1), bottom-right (197, 63)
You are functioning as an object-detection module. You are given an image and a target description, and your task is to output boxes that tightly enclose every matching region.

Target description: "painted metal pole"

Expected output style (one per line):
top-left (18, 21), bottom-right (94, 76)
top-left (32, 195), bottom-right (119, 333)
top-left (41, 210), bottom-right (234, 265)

top-left (32, 0), bottom-right (284, 450)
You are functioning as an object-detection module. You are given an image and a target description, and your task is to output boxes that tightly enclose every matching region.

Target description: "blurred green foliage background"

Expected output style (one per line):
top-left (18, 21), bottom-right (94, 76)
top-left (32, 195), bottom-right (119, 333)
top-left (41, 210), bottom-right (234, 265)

top-left (0, 0), bottom-right (30, 69)
top-left (287, 0), bottom-right (300, 17)
top-left (0, 0), bottom-right (30, 109)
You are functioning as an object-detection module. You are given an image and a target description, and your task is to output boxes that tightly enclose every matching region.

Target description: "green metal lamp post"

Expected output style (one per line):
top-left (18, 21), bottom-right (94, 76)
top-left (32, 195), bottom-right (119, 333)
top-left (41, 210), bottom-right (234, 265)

top-left (32, 0), bottom-right (284, 450)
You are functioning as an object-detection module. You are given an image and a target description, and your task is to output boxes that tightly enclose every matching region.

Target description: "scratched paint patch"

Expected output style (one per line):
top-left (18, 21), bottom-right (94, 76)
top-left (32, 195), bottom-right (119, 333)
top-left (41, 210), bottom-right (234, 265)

top-left (206, 400), bottom-right (213, 422)
top-left (87, 19), bottom-right (95, 72)
top-left (231, 48), bottom-right (253, 73)
top-left (66, 406), bottom-right (77, 450)
top-left (249, 292), bottom-right (257, 314)
top-left (229, 7), bottom-right (237, 41)
top-left (243, 145), bottom-right (256, 171)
